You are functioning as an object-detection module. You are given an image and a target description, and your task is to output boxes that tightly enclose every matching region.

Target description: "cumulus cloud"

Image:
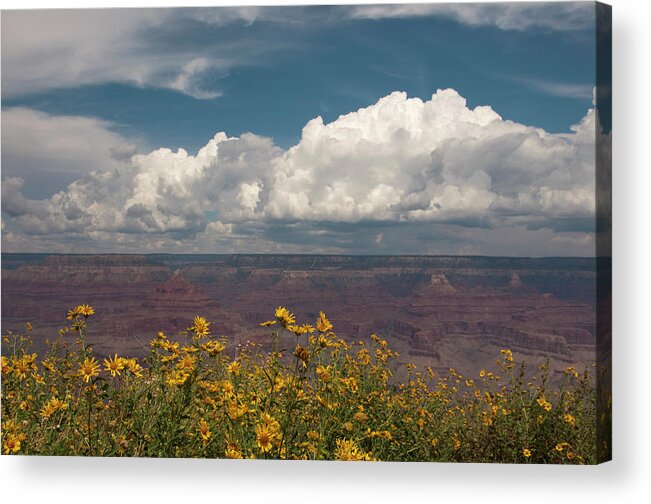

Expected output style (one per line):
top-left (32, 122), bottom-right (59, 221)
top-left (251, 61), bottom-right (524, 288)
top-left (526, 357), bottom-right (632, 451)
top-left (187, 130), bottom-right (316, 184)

top-left (2, 88), bottom-right (598, 255)
top-left (266, 89), bottom-right (596, 226)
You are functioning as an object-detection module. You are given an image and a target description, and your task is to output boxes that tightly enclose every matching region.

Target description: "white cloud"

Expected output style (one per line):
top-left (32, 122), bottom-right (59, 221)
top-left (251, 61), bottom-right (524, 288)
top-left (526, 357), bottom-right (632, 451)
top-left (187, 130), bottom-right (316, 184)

top-left (351, 2), bottom-right (594, 32)
top-left (2, 89), bottom-right (597, 255)
top-left (516, 78), bottom-right (594, 99)
top-left (168, 58), bottom-right (224, 100)
top-left (266, 89), bottom-right (595, 224)
top-left (0, 9), bottom-right (262, 99)
top-left (1, 107), bottom-right (137, 195)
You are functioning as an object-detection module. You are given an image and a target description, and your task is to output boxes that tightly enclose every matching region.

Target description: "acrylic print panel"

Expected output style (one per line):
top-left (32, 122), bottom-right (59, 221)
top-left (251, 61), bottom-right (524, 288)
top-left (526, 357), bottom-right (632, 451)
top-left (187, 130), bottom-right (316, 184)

top-left (0, 2), bottom-right (611, 464)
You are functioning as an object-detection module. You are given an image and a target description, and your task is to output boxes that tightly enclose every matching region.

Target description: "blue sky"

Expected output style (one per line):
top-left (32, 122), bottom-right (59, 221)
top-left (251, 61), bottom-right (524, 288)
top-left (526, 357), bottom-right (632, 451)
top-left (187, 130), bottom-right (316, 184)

top-left (1, 3), bottom-right (606, 256)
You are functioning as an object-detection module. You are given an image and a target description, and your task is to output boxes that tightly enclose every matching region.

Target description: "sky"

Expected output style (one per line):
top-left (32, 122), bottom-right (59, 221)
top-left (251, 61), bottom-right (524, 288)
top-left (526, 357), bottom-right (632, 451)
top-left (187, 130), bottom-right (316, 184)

top-left (1, 2), bottom-right (605, 256)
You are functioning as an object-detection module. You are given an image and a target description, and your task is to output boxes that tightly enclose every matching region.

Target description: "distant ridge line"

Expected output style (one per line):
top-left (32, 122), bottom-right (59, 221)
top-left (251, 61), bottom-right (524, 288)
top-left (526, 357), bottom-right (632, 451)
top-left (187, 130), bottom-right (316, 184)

top-left (1, 252), bottom-right (606, 272)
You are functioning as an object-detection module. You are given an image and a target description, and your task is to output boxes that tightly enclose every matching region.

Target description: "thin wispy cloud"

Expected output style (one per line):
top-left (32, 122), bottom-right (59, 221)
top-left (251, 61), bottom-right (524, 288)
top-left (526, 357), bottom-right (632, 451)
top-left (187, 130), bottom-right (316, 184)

top-left (1, 4), bottom-right (595, 100)
top-left (351, 2), bottom-right (595, 32)
top-left (514, 77), bottom-right (594, 99)
top-left (1, 8), bottom-right (284, 100)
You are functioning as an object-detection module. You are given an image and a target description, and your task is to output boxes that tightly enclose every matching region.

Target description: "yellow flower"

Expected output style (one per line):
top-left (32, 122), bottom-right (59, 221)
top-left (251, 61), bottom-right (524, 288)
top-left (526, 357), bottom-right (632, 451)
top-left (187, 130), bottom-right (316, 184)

top-left (166, 369), bottom-right (190, 386)
top-left (293, 345), bottom-right (309, 367)
top-left (225, 446), bottom-right (243, 459)
top-left (40, 397), bottom-right (68, 419)
top-left (40, 403), bottom-right (57, 419)
top-left (255, 423), bottom-right (279, 453)
top-left (340, 376), bottom-right (358, 393)
top-left (188, 316), bottom-right (211, 338)
top-left (161, 341), bottom-right (180, 354)
top-left (300, 324), bottom-right (315, 334)
top-left (565, 366), bottom-right (579, 379)
top-left (67, 306), bottom-right (82, 320)
top-left (537, 396), bottom-right (552, 412)
top-left (500, 348), bottom-right (514, 362)
top-left (353, 411), bottom-right (368, 423)
top-left (71, 319), bottom-right (86, 332)
top-left (227, 361), bottom-right (241, 375)
top-left (125, 358), bottom-right (143, 378)
top-left (78, 357), bottom-right (101, 383)
top-left (176, 354), bottom-right (197, 372)
top-left (555, 442), bottom-right (571, 452)
top-left (287, 324), bottom-right (306, 336)
top-left (1, 356), bottom-right (11, 375)
top-left (260, 320), bottom-right (277, 327)
top-left (563, 414), bottom-right (576, 427)
top-left (275, 306), bottom-right (296, 328)
top-left (316, 311), bottom-right (333, 333)
top-left (260, 412), bottom-right (280, 432)
top-left (274, 373), bottom-right (286, 391)
top-left (316, 365), bottom-right (332, 382)
top-left (202, 340), bottom-right (226, 356)
top-left (227, 402), bottom-right (248, 421)
top-left (523, 448), bottom-right (532, 458)
top-left (334, 438), bottom-right (371, 461)
top-left (103, 354), bottom-right (126, 377)
top-left (198, 419), bottom-right (212, 444)
top-left (2, 435), bottom-right (22, 454)
top-left (13, 357), bottom-right (32, 380)
top-left (78, 305), bottom-right (95, 317)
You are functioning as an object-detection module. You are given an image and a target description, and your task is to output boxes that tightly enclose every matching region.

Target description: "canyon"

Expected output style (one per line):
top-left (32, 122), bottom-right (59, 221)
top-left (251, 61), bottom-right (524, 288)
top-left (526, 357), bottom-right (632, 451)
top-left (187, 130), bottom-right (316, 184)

top-left (1, 253), bottom-right (609, 382)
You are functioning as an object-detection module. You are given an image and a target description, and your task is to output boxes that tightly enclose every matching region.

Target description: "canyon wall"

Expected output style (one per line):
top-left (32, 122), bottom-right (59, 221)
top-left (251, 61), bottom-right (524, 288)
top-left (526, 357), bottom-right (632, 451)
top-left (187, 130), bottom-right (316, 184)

top-left (2, 253), bottom-right (604, 381)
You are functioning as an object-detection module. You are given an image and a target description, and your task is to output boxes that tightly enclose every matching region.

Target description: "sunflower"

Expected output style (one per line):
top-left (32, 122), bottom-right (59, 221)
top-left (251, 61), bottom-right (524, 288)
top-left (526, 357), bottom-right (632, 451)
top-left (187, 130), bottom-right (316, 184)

top-left (2, 435), bottom-right (21, 454)
top-left (198, 419), bottom-right (212, 444)
top-left (274, 306), bottom-right (295, 328)
top-left (188, 316), bottom-right (211, 338)
top-left (103, 354), bottom-right (126, 377)
top-left (67, 306), bottom-right (82, 320)
top-left (259, 412), bottom-right (280, 432)
top-left (334, 438), bottom-right (370, 461)
top-left (201, 340), bottom-right (225, 356)
top-left (176, 354), bottom-right (197, 372)
top-left (125, 358), bottom-right (143, 378)
top-left (316, 311), bottom-right (333, 333)
top-left (225, 447), bottom-right (243, 459)
top-left (255, 423), bottom-right (279, 453)
top-left (78, 357), bottom-right (101, 383)
top-left (1, 356), bottom-right (11, 375)
top-left (78, 305), bottom-right (95, 317)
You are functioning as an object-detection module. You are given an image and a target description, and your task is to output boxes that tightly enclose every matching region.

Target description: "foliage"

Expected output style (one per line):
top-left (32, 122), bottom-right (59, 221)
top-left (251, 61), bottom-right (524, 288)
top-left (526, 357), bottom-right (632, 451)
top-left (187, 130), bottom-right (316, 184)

top-left (1, 306), bottom-right (597, 463)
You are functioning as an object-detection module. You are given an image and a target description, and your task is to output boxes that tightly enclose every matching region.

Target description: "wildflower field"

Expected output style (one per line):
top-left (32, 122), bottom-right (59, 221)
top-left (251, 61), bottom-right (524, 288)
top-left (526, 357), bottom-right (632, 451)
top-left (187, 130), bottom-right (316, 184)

top-left (1, 305), bottom-right (601, 463)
